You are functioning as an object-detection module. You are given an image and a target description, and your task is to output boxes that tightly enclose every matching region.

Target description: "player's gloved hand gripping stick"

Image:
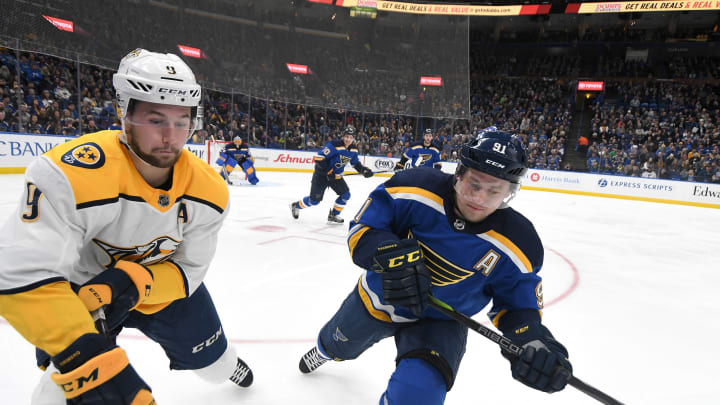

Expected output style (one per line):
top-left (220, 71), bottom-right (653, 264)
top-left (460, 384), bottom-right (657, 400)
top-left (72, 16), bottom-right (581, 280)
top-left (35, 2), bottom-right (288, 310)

top-left (428, 296), bottom-right (625, 405)
top-left (78, 261), bottom-right (154, 333)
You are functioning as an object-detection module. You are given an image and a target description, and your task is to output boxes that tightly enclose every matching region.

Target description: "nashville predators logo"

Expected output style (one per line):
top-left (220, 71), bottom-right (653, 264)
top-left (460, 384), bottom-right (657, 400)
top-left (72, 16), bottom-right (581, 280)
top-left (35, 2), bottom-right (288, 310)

top-left (61, 143), bottom-right (105, 169)
top-left (93, 236), bottom-right (181, 266)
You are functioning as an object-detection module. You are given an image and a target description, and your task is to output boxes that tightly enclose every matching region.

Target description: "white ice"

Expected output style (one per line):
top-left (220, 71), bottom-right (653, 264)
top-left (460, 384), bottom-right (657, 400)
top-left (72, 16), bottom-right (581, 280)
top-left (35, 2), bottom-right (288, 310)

top-left (1, 170), bottom-right (719, 404)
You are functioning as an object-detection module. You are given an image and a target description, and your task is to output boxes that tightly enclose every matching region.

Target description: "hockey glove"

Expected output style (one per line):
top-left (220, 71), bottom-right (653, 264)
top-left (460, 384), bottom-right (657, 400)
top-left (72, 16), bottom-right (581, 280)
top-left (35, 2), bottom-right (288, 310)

top-left (353, 164), bottom-right (374, 178)
top-left (394, 162), bottom-right (405, 172)
top-left (51, 333), bottom-right (154, 404)
top-left (77, 261), bottom-right (154, 332)
top-left (499, 312), bottom-right (572, 393)
top-left (372, 239), bottom-right (431, 317)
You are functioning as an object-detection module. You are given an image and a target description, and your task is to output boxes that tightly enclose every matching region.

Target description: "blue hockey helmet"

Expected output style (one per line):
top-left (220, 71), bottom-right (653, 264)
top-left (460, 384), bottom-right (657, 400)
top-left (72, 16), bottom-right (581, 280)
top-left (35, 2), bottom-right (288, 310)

top-left (457, 128), bottom-right (527, 184)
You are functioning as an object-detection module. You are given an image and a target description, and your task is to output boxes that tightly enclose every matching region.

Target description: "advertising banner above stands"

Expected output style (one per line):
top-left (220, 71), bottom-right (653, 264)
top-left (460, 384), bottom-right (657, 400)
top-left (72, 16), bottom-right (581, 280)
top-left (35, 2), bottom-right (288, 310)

top-left (337, 1), bottom-right (551, 16)
top-left (524, 169), bottom-right (720, 209)
top-left (565, 1), bottom-right (720, 14)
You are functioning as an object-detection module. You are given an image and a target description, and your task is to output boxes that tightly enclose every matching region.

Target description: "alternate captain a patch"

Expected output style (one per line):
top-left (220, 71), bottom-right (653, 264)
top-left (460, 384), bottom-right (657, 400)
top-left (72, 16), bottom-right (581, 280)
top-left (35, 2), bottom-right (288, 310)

top-left (60, 142), bottom-right (105, 169)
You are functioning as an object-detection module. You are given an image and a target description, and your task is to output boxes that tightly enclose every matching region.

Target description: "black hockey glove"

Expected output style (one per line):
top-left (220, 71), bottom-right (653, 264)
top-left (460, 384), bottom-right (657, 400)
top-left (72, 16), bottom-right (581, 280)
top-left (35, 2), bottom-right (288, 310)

top-left (77, 261), bottom-right (154, 332)
top-left (51, 333), bottom-right (155, 404)
top-left (354, 164), bottom-right (374, 178)
top-left (394, 161), bottom-right (405, 172)
top-left (372, 239), bottom-right (431, 317)
top-left (499, 312), bottom-right (572, 393)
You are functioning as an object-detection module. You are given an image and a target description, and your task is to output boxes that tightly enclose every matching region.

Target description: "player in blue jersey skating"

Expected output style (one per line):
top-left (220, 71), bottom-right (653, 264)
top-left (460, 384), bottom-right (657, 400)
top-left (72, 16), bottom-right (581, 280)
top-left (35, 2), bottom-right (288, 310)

top-left (216, 136), bottom-right (259, 185)
top-left (298, 128), bottom-right (572, 404)
top-left (394, 128), bottom-right (442, 171)
top-left (290, 126), bottom-right (374, 224)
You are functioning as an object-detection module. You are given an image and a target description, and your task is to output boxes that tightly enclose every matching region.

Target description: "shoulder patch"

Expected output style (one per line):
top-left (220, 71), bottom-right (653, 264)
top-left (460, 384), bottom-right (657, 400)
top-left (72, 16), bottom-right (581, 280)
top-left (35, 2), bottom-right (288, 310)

top-left (60, 142), bottom-right (105, 169)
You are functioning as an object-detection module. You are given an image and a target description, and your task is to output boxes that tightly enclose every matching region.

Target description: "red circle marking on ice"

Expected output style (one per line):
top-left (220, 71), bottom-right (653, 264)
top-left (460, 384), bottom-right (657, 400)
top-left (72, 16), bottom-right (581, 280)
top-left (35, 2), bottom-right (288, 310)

top-left (249, 225), bottom-right (286, 232)
top-left (545, 248), bottom-right (580, 307)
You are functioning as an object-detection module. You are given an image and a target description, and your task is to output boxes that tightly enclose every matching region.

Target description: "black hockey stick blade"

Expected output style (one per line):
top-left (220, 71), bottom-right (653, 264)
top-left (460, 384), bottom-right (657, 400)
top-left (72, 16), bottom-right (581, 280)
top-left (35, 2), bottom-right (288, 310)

top-left (428, 296), bottom-right (625, 405)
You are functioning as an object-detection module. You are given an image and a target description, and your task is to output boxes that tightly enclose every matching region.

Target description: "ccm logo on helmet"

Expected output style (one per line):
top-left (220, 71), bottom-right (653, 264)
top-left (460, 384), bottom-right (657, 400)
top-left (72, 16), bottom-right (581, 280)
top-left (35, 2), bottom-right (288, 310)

top-left (158, 88), bottom-right (189, 95)
top-left (485, 159), bottom-right (506, 169)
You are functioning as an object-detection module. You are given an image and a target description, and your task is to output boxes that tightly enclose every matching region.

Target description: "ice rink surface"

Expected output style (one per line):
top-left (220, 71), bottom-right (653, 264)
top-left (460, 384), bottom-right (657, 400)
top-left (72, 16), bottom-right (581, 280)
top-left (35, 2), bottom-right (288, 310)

top-left (1, 169), bottom-right (719, 404)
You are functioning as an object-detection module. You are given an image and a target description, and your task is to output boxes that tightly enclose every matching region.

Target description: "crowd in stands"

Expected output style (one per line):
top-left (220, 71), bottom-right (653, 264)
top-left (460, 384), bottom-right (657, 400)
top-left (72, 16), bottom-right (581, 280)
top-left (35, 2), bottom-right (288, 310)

top-left (581, 81), bottom-right (720, 183)
top-left (1, 0), bottom-right (469, 119)
top-left (2, 43), bottom-right (720, 184)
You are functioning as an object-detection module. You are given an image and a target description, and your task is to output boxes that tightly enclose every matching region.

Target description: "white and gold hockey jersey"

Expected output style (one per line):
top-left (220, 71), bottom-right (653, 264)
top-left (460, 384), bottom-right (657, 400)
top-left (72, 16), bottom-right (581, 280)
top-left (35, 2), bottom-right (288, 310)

top-left (0, 130), bottom-right (229, 355)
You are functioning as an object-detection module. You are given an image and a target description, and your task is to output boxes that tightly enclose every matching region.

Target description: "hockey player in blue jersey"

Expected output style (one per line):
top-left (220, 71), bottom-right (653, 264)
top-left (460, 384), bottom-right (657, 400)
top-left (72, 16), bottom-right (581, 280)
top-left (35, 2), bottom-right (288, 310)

top-left (394, 128), bottom-right (442, 171)
top-left (290, 126), bottom-right (374, 224)
top-left (216, 136), bottom-right (259, 185)
top-left (298, 128), bottom-right (572, 404)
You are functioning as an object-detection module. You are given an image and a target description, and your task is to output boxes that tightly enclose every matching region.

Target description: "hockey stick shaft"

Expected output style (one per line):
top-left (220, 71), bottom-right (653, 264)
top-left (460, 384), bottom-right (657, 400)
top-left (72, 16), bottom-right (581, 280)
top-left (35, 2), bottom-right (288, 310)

top-left (345, 169), bottom-right (393, 176)
top-left (428, 296), bottom-right (625, 405)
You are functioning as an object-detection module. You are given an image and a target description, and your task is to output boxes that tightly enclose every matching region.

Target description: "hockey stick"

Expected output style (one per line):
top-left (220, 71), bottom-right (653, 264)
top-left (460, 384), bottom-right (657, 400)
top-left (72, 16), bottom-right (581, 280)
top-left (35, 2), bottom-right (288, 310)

top-left (428, 296), bottom-right (625, 405)
top-left (344, 169), bottom-right (394, 176)
top-left (221, 165), bottom-right (233, 185)
top-left (90, 307), bottom-right (109, 336)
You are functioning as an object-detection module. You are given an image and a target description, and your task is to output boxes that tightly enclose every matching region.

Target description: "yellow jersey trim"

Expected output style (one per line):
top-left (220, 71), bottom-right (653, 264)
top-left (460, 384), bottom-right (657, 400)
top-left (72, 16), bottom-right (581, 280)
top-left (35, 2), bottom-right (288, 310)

top-left (357, 279), bottom-right (391, 322)
top-left (385, 186), bottom-right (444, 207)
top-left (481, 230), bottom-right (533, 273)
top-left (348, 225), bottom-right (371, 257)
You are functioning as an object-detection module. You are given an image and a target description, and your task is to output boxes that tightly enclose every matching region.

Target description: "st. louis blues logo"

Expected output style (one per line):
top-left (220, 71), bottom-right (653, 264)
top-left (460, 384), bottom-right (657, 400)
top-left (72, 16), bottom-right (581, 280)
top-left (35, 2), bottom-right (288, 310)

top-left (93, 236), bottom-right (181, 266)
top-left (332, 327), bottom-right (349, 342)
top-left (61, 142), bottom-right (105, 169)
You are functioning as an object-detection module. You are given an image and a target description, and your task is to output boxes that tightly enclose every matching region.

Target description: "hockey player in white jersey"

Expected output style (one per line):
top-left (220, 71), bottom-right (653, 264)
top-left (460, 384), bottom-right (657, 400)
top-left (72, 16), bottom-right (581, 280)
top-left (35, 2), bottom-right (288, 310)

top-left (0, 48), bottom-right (252, 404)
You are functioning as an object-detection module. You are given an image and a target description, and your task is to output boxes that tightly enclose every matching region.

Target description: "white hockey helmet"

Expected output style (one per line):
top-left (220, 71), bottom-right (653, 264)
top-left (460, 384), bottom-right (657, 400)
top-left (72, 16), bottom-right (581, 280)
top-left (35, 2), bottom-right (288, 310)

top-left (113, 48), bottom-right (202, 137)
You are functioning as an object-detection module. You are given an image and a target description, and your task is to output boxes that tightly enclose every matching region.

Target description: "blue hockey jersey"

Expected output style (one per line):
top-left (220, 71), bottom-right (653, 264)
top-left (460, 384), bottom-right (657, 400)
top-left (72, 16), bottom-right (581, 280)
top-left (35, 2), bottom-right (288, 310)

top-left (347, 167), bottom-right (544, 326)
top-left (223, 141), bottom-right (251, 162)
top-left (315, 139), bottom-right (361, 176)
top-left (401, 141), bottom-right (442, 169)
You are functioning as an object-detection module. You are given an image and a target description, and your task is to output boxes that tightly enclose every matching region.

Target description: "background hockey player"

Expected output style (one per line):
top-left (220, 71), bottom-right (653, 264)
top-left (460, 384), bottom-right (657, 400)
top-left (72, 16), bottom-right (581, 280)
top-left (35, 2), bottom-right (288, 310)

top-left (298, 128), bottom-right (572, 404)
top-left (394, 128), bottom-right (442, 171)
top-left (0, 49), bottom-right (253, 404)
top-left (290, 126), bottom-right (374, 224)
top-left (216, 135), bottom-right (259, 185)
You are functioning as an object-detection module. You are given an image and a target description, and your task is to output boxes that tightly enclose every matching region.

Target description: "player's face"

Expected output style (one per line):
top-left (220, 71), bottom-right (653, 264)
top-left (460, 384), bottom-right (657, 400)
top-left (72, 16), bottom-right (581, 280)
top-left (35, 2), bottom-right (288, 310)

top-left (343, 134), bottom-right (354, 147)
top-left (125, 102), bottom-right (192, 168)
top-left (454, 168), bottom-right (512, 222)
top-left (424, 133), bottom-right (433, 146)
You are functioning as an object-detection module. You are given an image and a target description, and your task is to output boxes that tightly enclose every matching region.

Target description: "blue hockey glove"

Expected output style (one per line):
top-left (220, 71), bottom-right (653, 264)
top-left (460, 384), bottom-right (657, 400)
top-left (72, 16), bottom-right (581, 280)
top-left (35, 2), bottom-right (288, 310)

top-left (372, 239), bottom-right (431, 317)
top-left (77, 261), bottom-right (154, 332)
top-left (499, 312), bottom-right (572, 393)
top-left (51, 333), bottom-right (154, 404)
